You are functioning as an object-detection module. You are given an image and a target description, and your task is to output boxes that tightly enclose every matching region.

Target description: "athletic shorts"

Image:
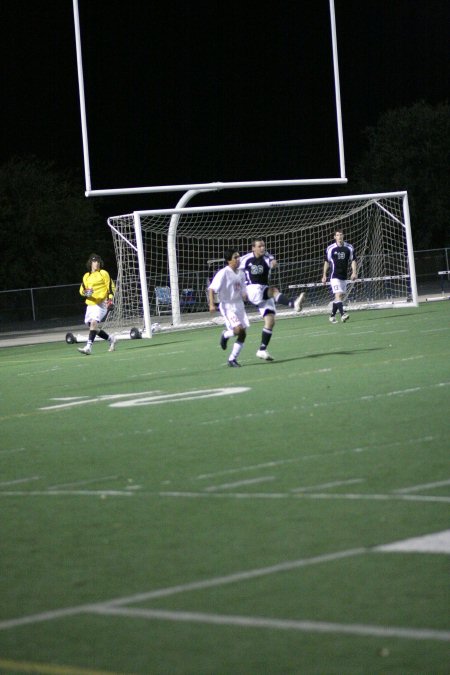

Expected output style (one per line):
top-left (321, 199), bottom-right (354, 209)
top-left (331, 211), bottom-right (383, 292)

top-left (330, 278), bottom-right (347, 295)
top-left (84, 301), bottom-right (108, 325)
top-left (219, 302), bottom-right (250, 331)
top-left (246, 284), bottom-right (276, 317)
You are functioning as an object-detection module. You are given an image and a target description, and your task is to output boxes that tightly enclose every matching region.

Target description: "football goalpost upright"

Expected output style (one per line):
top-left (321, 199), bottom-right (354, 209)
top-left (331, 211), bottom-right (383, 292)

top-left (104, 190), bottom-right (418, 338)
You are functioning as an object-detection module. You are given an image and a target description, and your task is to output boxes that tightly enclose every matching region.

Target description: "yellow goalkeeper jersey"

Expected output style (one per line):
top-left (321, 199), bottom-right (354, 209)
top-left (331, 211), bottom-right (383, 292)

top-left (79, 270), bottom-right (115, 306)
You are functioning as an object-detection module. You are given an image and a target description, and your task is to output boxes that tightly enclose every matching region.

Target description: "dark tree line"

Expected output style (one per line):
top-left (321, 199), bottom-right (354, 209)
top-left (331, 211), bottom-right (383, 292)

top-left (0, 102), bottom-right (448, 290)
top-left (0, 156), bottom-right (114, 291)
top-left (347, 101), bottom-right (450, 249)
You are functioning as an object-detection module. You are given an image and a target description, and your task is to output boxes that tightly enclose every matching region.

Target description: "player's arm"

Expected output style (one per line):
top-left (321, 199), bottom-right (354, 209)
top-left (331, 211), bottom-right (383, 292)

top-left (80, 274), bottom-right (93, 298)
top-left (322, 261), bottom-right (329, 283)
top-left (108, 276), bottom-right (116, 300)
top-left (350, 259), bottom-right (357, 280)
top-left (267, 253), bottom-right (277, 269)
top-left (208, 287), bottom-right (217, 312)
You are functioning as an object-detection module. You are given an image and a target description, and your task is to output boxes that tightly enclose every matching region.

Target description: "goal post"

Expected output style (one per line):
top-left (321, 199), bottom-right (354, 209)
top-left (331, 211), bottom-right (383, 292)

top-left (104, 191), bottom-right (418, 338)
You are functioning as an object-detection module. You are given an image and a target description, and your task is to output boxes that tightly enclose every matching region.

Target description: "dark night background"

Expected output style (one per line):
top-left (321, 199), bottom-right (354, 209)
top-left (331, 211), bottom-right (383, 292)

top-left (1, 0), bottom-right (449, 291)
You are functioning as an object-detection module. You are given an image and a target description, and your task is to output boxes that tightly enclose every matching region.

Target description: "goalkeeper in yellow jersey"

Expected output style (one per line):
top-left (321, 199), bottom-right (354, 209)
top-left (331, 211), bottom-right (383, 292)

top-left (77, 253), bottom-right (117, 355)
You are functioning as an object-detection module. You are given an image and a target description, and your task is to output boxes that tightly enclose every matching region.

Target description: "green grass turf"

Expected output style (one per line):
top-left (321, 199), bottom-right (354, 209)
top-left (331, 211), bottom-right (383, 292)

top-left (0, 301), bottom-right (449, 674)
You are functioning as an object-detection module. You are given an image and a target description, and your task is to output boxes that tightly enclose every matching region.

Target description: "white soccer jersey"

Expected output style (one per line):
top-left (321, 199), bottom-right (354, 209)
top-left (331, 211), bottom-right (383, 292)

top-left (209, 266), bottom-right (246, 304)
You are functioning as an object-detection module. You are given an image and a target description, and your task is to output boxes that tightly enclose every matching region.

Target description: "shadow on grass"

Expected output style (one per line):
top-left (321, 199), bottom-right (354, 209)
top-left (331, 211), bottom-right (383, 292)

top-left (244, 346), bottom-right (385, 367)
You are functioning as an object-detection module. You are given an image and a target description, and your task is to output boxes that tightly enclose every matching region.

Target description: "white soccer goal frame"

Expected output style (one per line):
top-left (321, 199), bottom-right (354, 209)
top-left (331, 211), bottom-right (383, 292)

top-left (105, 190), bottom-right (418, 339)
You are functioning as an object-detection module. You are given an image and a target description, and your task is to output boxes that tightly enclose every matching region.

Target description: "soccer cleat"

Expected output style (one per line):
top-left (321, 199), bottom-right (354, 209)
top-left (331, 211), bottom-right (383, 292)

top-left (256, 349), bottom-right (274, 361)
top-left (227, 359), bottom-right (241, 367)
top-left (341, 313), bottom-right (350, 323)
top-left (329, 316), bottom-right (337, 324)
top-left (108, 335), bottom-right (117, 352)
top-left (77, 345), bottom-right (92, 355)
top-left (220, 331), bottom-right (229, 350)
top-left (293, 292), bottom-right (305, 312)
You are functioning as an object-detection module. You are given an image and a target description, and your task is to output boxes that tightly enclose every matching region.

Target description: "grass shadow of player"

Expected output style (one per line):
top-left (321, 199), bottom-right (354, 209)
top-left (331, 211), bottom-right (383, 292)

top-left (251, 346), bottom-right (385, 366)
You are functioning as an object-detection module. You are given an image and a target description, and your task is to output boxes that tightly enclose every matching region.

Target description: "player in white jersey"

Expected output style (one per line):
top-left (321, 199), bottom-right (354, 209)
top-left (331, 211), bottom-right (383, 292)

top-left (208, 248), bottom-right (249, 367)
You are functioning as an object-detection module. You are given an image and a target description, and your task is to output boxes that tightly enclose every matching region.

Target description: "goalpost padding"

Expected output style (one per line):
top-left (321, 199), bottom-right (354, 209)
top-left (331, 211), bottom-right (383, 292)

top-left (105, 191), bottom-right (418, 337)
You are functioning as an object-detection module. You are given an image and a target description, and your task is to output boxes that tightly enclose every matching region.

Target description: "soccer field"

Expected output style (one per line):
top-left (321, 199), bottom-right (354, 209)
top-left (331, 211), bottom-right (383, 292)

top-left (0, 301), bottom-right (449, 675)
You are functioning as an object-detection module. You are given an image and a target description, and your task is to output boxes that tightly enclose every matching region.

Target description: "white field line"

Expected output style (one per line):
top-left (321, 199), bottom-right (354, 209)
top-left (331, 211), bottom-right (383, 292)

top-left (400, 355), bottom-right (424, 361)
top-left (47, 475), bottom-right (119, 490)
top-left (393, 479), bottom-right (450, 494)
top-left (195, 436), bottom-right (436, 481)
top-left (0, 488), bottom-right (448, 504)
top-left (200, 381), bottom-right (450, 425)
top-left (1, 543), bottom-right (448, 643)
top-left (0, 490), bottom-right (133, 497)
top-left (90, 606), bottom-right (450, 643)
top-left (0, 447), bottom-right (26, 455)
top-left (381, 329), bottom-right (408, 335)
top-left (421, 327), bottom-right (450, 333)
top-left (159, 491), bottom-right (450, 504)
top-left (0, 476), bottom-right (40, 487)
top-left (196, 459), bottom-right (301, 480)
top-left (291, 479), bottom-right (364, 492)
top-left (0, 547), bottom-right (365, 631)
top-left (204, 476), bottom-right (275, 492)
top-left (375, 530), bottom-right (450, 554)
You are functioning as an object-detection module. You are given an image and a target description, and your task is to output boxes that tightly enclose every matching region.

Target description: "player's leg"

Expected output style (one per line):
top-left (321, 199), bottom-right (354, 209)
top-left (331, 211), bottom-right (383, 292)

top-left (329, 280), bottom-right (347, 323)
top-left (268, 287), bottom-right (305, 312)
top-left (228, 325), bottom-right (246, 366)
top-left (256, 308), bottom-right (275, 361)
top-left (221, 305), bottom-right (248, 367)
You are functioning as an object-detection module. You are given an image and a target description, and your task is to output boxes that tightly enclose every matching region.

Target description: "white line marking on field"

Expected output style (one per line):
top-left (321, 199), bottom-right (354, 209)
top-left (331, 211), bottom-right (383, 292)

top-left (196, 459), bottom-right (300, 480)
top-left (0, 476), bottom-right (39, 487)
top-left (0, 490), bottom-right (133, 497)
top-left (302, 493), bottom-right (450, 504)
top-left (361, 387), bottom-right (421, 400)
top-left (204, 476), bottom-right (275, 492)
top-left (103, 548), bottom-right (368, 606)
top-left (0, 447), bottom-right (26, 455)
top-left (194, 438), bottom-right (435, 480)
top-left (89, 606), bottom-right (450, 642)
top-left (39, 387), bottom-right (250, 411)
top-left (394, 479), bottom-right (450, 494)
top-left (292, 479), bottom-right (364, 492)
top-left (1, 541), bottom-right (448, 642)
top-left (382, 329), bottom-right (408, 334)
top-left (39, 392), bottom-right (162, 410)
top-left (0, 547), bottom-right (366, 631)
top-left (158, 491), bottom-right (450, 504)
top-left (47, 475), bottom-right (119, 490)
top-left (375, 530), bottom-right (450, 554)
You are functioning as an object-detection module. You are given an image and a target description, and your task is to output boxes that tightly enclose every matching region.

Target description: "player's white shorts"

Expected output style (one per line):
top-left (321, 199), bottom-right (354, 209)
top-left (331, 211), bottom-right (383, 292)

top-left (330, 278), bottom-right (347, 295)
top-left (84, 301), bottom-right (108, 325)
top-left (219, 302), bottom-right (250, 330)
top-left (246, 284), bottom-right (276, 317)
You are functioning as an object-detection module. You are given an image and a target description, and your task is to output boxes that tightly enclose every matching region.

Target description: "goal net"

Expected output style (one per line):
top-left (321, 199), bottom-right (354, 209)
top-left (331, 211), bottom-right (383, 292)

top-left (105, 191), bottom-right (417, 337)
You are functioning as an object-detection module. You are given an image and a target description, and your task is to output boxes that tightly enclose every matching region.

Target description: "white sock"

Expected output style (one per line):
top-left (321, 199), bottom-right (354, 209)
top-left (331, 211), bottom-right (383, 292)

top-left (230, 342), bottom-right (243, 360)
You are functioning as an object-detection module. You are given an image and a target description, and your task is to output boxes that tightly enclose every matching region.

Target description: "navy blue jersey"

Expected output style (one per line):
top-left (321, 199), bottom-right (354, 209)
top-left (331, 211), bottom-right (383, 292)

top-left (239, 252), bottom-right (274, 285)
top-left (325, 242), bottom-right (356, 280)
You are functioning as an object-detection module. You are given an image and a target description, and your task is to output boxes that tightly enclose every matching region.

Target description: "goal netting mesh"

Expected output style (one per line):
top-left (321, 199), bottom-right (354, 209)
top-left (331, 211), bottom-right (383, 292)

top-left (105, 192), bottom-right (417, 336)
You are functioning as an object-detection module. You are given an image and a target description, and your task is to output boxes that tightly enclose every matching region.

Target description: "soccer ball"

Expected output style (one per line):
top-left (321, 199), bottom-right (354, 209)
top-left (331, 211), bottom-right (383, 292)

top-left (130, 327), bottom-right (142, 340)
top-left (151, 323), bottom-right (161, 334)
